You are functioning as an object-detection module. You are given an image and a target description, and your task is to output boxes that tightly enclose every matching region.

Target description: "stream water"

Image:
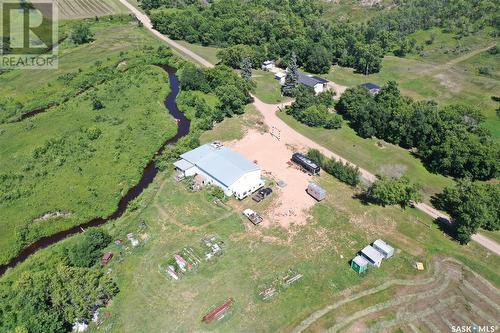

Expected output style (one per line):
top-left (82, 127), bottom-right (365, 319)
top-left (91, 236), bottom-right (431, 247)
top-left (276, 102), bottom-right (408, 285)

top-left (0, 65), bottom-right (190, 276)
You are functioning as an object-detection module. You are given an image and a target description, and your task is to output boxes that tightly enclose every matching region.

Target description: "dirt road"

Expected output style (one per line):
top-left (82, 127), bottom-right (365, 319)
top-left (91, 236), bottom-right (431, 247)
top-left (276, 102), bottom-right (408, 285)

top-left (118, 0), bottom-right (214, 68)
top-left (120, 0), bottom-right (500, 256)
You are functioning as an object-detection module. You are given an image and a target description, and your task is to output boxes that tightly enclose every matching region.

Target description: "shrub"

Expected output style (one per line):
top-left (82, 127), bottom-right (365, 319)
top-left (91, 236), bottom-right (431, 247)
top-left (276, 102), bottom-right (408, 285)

top-left (66, 229), bottom-right (112, 267)
top-left (307, 149), bottom-right (361, 186)
top-left (366, 176), bottom-right (422, 207)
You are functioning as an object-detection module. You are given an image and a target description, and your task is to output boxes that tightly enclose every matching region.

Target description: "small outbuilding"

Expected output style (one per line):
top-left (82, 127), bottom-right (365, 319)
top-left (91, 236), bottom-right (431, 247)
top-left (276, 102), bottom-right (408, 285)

top-left (275, 72), bottom-right (286, 84)
top-left (360, 245), bottom-right (384, 267)
top-left (101, 252), bottom-right (113, 266)
top-left (307, 183), bottom-right (326, 201)
top-left (372, 239), bottom-right (394, 258)
top-left (262, 60), bottom-right (275, 71)
top-left (351, 255), bottom-right (369, 274)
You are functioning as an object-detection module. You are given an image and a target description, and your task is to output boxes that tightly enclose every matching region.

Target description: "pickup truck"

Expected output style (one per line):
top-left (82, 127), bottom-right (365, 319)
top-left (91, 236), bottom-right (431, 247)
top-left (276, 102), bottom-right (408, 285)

top-left (243, 209), bottom-right (263, 225)
top-left (252, 187), bottom-right (273, 202)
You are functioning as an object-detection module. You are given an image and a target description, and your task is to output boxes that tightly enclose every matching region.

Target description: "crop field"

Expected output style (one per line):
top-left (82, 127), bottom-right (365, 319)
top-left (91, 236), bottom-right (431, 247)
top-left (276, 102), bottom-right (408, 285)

top-left (0, 19), bottom-right (176, 265)
top-left (55, 0), bottom-right (126, 20)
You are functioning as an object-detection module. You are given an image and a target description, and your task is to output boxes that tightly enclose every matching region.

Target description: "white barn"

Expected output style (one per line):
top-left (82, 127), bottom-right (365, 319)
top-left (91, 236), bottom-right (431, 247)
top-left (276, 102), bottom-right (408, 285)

top-left (360, 245), bottom-right (384, 267)
top-left (174, 142), bottom-right (264, 199)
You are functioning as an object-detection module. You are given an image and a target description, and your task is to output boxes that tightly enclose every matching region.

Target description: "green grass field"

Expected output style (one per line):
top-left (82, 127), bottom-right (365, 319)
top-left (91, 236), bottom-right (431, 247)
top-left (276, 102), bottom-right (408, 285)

top-left (327, 30), bottom-right (500, 138)
top-left (0, 20), bottom-right (177, 265)
top-left (277, 112), bottom-right (454, 201)
top-left (252, 69), bottom-right (291, 104)
top-left (176, 40), bottom-right (221, 66)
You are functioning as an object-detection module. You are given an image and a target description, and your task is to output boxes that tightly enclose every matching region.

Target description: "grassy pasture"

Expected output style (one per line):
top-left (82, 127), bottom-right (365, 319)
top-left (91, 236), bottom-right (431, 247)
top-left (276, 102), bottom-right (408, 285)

top-left (327, 30), bottom-right (500, 138)
top-left (80, 167), bottom-right (497, 331)
top-left (0, 20), bottom-right (177, 264)
top-left (252, 69), bottom-right (292, 104)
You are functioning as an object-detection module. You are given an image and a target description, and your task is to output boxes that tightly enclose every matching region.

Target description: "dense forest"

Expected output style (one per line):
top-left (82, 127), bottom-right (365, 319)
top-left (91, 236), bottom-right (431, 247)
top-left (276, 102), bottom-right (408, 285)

top-left (336, 82), bottom-right (499, 181)
top-left (145, 0), bottom-right (499, 74)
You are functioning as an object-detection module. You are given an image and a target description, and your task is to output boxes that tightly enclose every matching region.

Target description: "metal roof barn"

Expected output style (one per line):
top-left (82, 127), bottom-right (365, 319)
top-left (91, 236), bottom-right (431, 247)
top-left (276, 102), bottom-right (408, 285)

top-left (175, 143), bottom-right (264, 199)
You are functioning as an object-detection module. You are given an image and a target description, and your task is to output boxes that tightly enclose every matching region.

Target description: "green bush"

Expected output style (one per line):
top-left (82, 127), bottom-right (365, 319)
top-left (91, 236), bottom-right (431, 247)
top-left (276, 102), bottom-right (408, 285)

top-left (366, 176), bottom-right (422, 207)
top-left (66, 229), bottom-right (112, 267)
top-left (307, 149), bottom-right (361, 186)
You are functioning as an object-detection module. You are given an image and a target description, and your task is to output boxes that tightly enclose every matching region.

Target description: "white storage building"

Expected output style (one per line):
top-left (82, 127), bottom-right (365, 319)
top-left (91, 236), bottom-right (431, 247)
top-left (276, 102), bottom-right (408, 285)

top-left (360, 245), bottom-right (384, 267)
top-left (174, 142), bottom-right (264, 199)
top-left (373, 239), bottom-right (394, 258)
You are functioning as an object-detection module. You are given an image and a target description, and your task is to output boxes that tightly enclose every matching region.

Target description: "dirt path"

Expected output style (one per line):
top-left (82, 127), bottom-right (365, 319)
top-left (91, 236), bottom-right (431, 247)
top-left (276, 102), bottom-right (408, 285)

top-left (120, 0), bottom-right (500, 255)
top-left (117, 0), bottom-right (214, 68)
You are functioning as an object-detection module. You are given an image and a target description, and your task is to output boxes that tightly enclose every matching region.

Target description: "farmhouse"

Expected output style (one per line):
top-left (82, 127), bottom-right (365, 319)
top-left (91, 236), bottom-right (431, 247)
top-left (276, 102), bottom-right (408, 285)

top-left (298, 73), bottom-right (328, 94)
top-left (361, 82), bottom-right (381, 95)
top-left (174, 142), bottom-right (264, 199)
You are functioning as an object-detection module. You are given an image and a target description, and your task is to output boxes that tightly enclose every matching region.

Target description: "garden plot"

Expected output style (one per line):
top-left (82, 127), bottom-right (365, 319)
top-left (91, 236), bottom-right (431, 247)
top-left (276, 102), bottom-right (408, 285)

top-left (160, 234), bottom-right (226, 281)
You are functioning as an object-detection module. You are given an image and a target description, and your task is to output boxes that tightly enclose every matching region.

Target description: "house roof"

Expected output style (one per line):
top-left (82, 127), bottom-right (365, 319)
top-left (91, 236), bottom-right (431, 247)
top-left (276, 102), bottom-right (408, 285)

top-left (174, 159), bottom-right (194, 171)
top-left (361, 82), bottom-right (381, 90)
top-left (361, 245), bottom-right (384, 263)
top-left (298, 73), bottom-right (326, 87)
top-left (311, 76), bottom-right (329, 84)
top-left (180, 143), bottom-right (260, 187)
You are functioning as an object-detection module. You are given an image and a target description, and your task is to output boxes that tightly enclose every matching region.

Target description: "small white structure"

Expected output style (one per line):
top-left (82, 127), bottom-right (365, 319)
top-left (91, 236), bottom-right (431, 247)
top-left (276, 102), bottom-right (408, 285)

top-left (373, 239), bottom-right (394, 258)
top-left (275, 72), bottom-right (286, 84)
top-left (175, 142), bottom-right (264, 199)
top-left (361, 245), bottom-right (384, 267)
top-left (72, 322), bottom-right (88, 332)
top-left (262, 60), bottom-right (275, 71)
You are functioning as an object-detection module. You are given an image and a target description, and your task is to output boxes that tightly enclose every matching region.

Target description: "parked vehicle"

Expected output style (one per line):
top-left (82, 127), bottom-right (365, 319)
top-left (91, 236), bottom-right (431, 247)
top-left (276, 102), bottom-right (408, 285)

top-left (243, 209), bottom-right (263, 225)
top-left (252, 187), bottom-right (273, 202)
top-left (291, 153), bottom-right (320, 175)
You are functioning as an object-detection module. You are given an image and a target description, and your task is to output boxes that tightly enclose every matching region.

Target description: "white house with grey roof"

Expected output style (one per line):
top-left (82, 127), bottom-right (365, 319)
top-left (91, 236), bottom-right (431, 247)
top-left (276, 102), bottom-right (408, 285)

top-left (298, 72), bottom-right (329, 94)
top-left (174, 142), bottom-right (264, 199)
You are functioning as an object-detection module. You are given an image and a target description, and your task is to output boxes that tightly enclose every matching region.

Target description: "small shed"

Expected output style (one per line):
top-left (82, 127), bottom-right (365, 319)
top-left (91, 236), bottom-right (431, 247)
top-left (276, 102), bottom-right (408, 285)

top-left (351, 255), bottom-right (369, 274)
top-left (101, 252), bottom-right (113, 266)
top-left (194, 174), bottom-right (207, 187)
top-left (275, 72), bottom-right (286, 84)
top-left (372, 239), bottom-right (394, 258)
top-left (360, 245), bottom-right (384, 267)
top-left (307, 183), bottom-right (326, 201)
top-left (261, 60), bottom-right (275, 71)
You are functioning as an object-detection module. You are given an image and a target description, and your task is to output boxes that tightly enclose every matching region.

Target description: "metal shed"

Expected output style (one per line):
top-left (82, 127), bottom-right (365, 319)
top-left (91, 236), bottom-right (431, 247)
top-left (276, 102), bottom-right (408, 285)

top-left (361, 245), bottom-right (384, 267)
top-left (373, 239), bottom-right (394, 258)
top-left (351, 255), bottom-right (369, 274)
top-left (307, 183), bottom-right (326, 201)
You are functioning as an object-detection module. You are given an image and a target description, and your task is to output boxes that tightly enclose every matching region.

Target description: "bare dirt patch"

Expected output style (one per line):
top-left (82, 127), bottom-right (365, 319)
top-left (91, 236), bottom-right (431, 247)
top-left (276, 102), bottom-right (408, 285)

top-left (224, 129), bottom-right (318, 228)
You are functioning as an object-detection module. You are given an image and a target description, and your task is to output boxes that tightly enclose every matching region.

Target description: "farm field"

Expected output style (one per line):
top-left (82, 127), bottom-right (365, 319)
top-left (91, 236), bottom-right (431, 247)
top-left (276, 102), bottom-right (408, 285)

top-left (0, 19), bottom-right (177, 265)
top-left (55, 0), bottom-right (127, 20)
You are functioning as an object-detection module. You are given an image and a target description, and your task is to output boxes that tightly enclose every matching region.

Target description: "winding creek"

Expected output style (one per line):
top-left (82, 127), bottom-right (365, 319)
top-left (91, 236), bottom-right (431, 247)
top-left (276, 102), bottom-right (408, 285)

top-left (0, 65), bottom-right (190, 276)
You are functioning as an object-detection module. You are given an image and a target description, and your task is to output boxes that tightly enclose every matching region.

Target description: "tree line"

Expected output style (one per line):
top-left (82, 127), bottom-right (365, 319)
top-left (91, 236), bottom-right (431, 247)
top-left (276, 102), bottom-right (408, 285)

top-left (145, 0), bottom-right (498, 74)
top-left (0, 229), bottom-right (118, 333)
top-left (337, 81), bottom-right (499, 181)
